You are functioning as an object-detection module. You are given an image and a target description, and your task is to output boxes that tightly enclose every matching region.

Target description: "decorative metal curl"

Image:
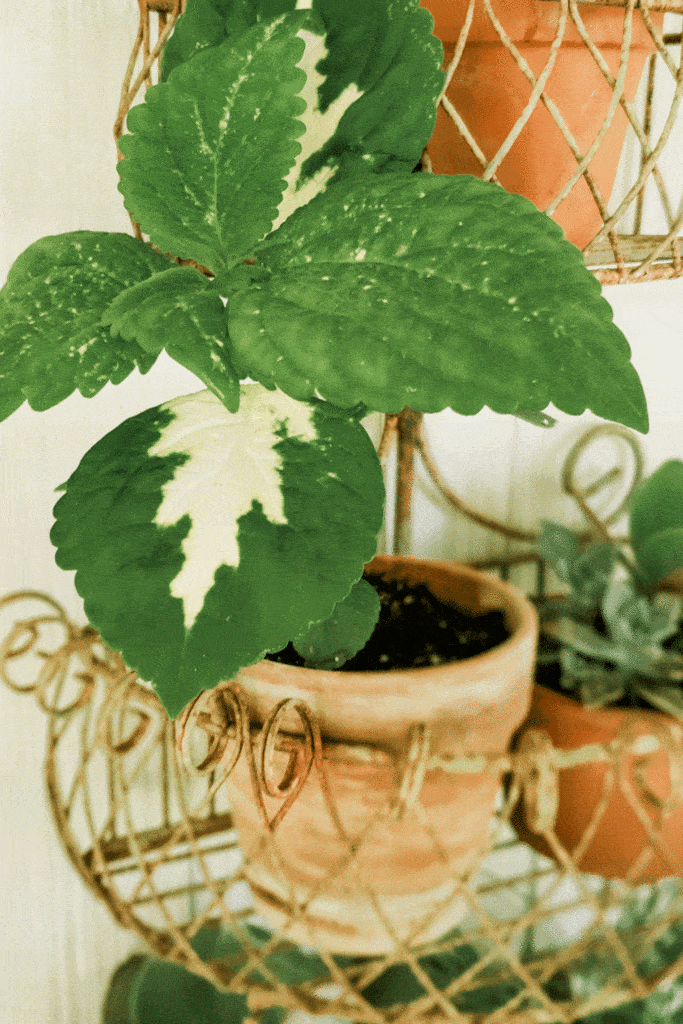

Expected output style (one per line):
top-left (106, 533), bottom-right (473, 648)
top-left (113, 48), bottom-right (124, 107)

top-left (385, 412), bottom-right (645, 556)
top-left (561, 422), bottom-right (645, 537)
top-left (96, 674), bottom-right (165, 757)
top-left (176, 684), bottom-right (246, 784)
top-left (0, 591), bottom-right (75, 692)
top-left (256, 698), bottom-right (317, 804)
top-left (0, 592), bottom-right (102, 715)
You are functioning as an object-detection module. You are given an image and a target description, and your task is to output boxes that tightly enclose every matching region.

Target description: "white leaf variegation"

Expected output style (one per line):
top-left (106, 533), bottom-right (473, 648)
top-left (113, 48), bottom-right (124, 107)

top-left (149, 386), bottom-right (317, 628)
top-left (117, 14), bottom-right (312, 273)
top-left (273, 13), bottom-right (363, 230)
top-left (156, 0), bottom-right (443, 247)
top-left (51, 383), bottom-right (384, 717)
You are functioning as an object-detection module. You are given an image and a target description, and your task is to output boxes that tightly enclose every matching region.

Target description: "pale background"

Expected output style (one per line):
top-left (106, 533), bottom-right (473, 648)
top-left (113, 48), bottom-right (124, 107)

top-left (1, 3), bottom-right (682, 1021)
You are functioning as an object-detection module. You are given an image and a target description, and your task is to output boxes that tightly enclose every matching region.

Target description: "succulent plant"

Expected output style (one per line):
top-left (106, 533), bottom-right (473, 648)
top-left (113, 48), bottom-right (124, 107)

top-left (538, 461), bottom-right (683, 718)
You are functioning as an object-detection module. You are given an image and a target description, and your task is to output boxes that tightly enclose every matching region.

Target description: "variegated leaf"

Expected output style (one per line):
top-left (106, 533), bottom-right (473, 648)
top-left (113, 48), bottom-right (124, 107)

top-left (51, 384), bottom-right (383, 717)
top-left (118, 13), bottom-right (311, 273)
top-left (0, 232), bottom-right (174, 420)
top-left (159, 0), bottom-right (444, 227)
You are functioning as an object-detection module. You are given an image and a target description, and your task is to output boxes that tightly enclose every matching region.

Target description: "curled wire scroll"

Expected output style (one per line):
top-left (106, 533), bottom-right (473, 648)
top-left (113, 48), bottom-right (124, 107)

top-left (383, 414), bottom-right (645, 557)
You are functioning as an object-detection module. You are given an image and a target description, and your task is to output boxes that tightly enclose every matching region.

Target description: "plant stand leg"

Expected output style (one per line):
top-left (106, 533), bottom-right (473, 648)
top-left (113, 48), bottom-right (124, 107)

top-left (393, 408), bottom-right (423, 555)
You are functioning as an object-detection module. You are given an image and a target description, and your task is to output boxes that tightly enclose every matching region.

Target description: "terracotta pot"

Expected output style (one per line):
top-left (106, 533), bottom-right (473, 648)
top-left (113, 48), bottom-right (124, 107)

top-left (222, 555), bottom-right (538, 954)
top-left (513, 683), bottom-right (683, 883)
top-left (420, 0), bottom-right (663, 249)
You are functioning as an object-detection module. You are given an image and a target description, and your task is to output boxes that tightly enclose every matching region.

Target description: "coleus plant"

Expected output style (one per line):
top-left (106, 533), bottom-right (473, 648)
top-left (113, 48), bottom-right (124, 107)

top-left (538, 460), bottom-right (683, 719)
top-left (0, 0), bottom-right (649, 718)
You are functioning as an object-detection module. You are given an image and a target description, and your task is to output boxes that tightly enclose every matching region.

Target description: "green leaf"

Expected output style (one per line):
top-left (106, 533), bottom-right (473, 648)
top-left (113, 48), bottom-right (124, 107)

top-left (102, 266), bottom-right (241, 411)
top-left (0, 232), bottom-right (173, 420)
top-left (160, 0), bottom-right (293, 81)
top-left (630, 461), bottom-right (683, 586)
top-left (160, 0), bottom-right (303, 82)
top-left (223, 173), bottom-right (648, 430)
top-left (51, 384), bottom-right (384, 718)
top-left (297, 0), bottom-right (443, 185)
top-left (559, 650), bottom-right (628, 709)
top-left (103, 955), bottom-right (148, 1024)
top-left (293, 576), bottom-right (380, 668)
top-left (118, 14), bottom-right (310, 274)
top-left (538, 521), bottom-right (580, 583)
top-left (535, 524), bottom-right (618, 619)
top-left (635, 528), bottom-right (683, 591)
top-left (361, 942), bottom-right (481, 1009)
top-left (601, 578), bottom-right (681, 650)
top-left (569, 544), bottom-right (620, 611)
top-left (260, 1008), bottom-right (288, 1024)
top-left (161, 0), bottom-right (443, 200)
top-left (633, 682), bottom-right (683, 722)
top-left (130, 957), bottom-right (249, 1024)
top-left (550, 617), bottom-right (624, 663)
top-left (264, 944), bottom-right (329, 985)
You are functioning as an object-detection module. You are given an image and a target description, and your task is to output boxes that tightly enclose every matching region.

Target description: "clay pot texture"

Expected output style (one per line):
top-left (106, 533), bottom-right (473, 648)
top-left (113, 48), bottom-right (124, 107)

top-left (420, 0), bottom-right (663, 249)
top-left (223, 554), bottom-right (538, 954)
top-left (513, 683), bottom-right (683, 883)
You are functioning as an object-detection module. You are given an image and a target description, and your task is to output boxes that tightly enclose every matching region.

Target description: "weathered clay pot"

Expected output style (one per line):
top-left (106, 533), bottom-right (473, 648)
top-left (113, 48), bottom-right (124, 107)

top-left (513, 683), bottom-right (683, 883)
top-left (420, 0), bottom-right (663, 249)
top-left (221, 554), bottom-right (538, 954)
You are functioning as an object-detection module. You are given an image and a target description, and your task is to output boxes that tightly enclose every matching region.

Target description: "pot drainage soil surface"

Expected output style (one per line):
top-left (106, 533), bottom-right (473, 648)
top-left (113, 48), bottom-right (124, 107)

top-left (268, 573), bottom-right (510, 672)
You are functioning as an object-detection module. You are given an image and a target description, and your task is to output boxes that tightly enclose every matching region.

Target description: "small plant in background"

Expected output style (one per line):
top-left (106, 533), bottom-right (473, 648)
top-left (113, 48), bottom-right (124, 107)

top-left (104, 903), bottom-right (683, 1024)
top-left (537, 460), bottom-right (683, 719)
top-left (0, 0), bottom-right (649, 718)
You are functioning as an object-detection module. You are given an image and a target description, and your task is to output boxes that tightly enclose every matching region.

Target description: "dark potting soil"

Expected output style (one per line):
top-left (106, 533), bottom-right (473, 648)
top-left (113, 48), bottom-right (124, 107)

top-left (266, 573), bottom-right (510, 672)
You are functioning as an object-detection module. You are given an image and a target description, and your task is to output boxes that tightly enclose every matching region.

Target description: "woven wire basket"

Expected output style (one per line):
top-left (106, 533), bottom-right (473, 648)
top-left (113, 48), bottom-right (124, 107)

top-left (3, 425), bottom-right (683, 1024)
top-left (423, 0), bottom-right (683, 283)
top-left (4, 558), bottom-right (683, 1024)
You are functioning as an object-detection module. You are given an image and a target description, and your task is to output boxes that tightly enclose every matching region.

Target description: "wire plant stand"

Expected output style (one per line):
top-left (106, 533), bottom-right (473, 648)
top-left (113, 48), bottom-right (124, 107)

top-left (5, 423), bottom-right (683, 1023)
top-left (5, 3), bottom-right (683, 1021)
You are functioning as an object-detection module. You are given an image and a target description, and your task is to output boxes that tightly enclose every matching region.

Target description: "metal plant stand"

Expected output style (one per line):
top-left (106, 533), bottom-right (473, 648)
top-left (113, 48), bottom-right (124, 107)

top-left (5, 1), bottom-right (683, 1019)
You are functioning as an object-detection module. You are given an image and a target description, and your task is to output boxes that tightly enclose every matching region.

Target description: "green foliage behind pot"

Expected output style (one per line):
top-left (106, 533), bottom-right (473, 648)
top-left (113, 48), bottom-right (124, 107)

top-left (104, 911), bottom-right (683, 1024)
top-left (1, 0), bottom-right (649, 718)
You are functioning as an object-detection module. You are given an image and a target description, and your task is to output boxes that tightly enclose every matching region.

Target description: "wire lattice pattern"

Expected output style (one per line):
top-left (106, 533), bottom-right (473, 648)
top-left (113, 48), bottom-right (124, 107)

top-left (425, 0), bottom-right (683, 282)
top-left (4, 586), bottom-right (683, 1024)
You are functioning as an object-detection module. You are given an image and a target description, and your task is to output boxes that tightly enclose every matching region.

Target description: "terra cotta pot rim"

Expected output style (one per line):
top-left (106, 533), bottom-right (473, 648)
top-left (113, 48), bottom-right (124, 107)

top-left (253, 553), bottom-right (538, 687)
top-left (532, 679), bottom-right (677, 736)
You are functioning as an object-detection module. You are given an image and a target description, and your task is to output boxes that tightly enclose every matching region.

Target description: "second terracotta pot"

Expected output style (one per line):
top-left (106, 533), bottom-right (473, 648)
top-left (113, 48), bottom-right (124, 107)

top-left (513, 683), bottom-right (683, 883)
top-left (221, 555), bottom-right (538, 954)
top-left (420, 0), bottom-right (663, 249)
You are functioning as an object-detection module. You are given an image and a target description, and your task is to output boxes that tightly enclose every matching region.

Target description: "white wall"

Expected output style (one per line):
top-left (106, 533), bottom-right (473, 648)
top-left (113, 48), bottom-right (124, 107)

top-left (1, 3), bottom-right (683, 1021)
